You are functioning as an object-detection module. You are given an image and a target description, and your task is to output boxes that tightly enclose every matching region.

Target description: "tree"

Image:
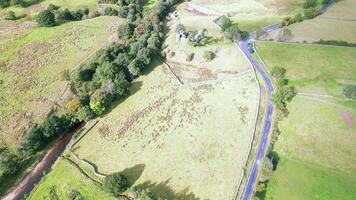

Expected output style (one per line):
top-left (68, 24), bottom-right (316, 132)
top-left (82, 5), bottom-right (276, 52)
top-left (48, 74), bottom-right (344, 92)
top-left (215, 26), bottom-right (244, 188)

top-left (271, 66), bottom-right (286, 79)
top-left (218, 16), bottom-right (232, 32)
top-left (104, 7), bottom-right (118, 16)
top-left (343, 85), bottom-right (356, 100)
top-left (41, 116), bottom-right (67, 138)
top-left (103, 173), bottom-right (129, 196)
top-left (118, 22), bottom-right (135, 40)
top-left (76, 105), bottom-right (95, 122)
top-left (224, 24), bottom-right (241, 41)
top-left (188, 29), bottom-right (208, 47)
top-left (259, 157), bottom-right (273, 182)
top-left (175, 23), bottom-right (185, 33)
top-left (37, 9), bottom-right (56, 27)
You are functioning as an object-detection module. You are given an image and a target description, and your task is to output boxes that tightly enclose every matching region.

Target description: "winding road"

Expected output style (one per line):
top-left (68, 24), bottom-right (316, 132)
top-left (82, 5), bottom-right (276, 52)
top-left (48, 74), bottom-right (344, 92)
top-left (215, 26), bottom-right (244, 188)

top-left (239, 1), bottom-right (335, 200)
top-left (237, 24), bottom-right (278, 200)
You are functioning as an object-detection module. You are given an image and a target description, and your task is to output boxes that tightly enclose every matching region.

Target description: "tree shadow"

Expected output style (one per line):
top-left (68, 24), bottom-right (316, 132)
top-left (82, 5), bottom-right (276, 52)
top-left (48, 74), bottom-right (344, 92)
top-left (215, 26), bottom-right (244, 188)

top-left (120, 164), bottom-right (145, 187)
top-left (135, 179), bottom-right (200, 200)
top-left (267, 151), bottom-right (280, 171)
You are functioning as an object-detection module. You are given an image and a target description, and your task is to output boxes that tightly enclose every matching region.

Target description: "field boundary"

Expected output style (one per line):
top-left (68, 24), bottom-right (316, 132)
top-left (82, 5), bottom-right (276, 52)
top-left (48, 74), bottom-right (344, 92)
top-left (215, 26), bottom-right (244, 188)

top-left (257, 40), bottom-right (356, 49)
top-left (162, 61), bottom-right (184, 85)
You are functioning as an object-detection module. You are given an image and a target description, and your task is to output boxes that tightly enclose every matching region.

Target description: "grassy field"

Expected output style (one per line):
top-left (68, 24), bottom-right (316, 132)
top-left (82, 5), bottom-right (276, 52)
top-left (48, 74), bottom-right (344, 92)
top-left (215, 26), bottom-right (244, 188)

top-left (0, 0), bottom-right (98, 19)
top-left (177, 0), bottom-right (304, 33)
top-left (265, 156), bottom-right (356, 200)
top-left (256, 38), bottom-right (356, 199)
top-left (263, 96), bottom-right (356, 200)
top-left (262, 0), bottom-right (356, 43)
top-left (71, 60), bottom-right (259, 199)
top-left (255, 41), bottom-right (356, 101)
top-left (0, 16), bottom-right (123, 147)
top-left (29, 158), bottom-right (115, 200)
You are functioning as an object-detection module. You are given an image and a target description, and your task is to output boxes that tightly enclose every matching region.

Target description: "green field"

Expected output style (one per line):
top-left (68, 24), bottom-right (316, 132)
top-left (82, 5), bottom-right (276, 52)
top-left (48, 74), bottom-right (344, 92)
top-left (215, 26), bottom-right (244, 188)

top-left (0, 0), bottom-right (98, 19)
top-left (262, 0), bottom-right (356, 43)
top-left (0, 16), bottom-right (123, 147)
top-left (29, 158), bottom-right (115, 200)
top-left (256, 39), bottom-right (356, 199)
top-left (266, 156), bottom-right (356, 200)
top-left (256, 41), bottom-right (356, 101)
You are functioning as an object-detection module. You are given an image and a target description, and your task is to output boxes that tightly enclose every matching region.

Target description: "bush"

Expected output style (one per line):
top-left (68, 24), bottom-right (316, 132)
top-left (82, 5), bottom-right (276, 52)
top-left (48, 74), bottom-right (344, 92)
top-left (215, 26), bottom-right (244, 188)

top-left (322, 0), bottom-right (331, 5)
top-left (294, 13), bottom-right (303, 22)
top-left (0, 149), bottom-right (19, 179)
top-left (271, 66), bottom-right (286, 80)
top-left (218, 16), bottom-right (232, 32)
top-left (259, 157), bottom-right (273, 182)
top-left (343, 85), bottom-right (356, 100)
top-left (303, 0), bottom-right (318, 8)
top-left (186, 53), bottom-right (194, 61)
top-left (104, 7), bottom-right (118, 16)
top-left (103, 173), bottom-right (129, 196)
top-left (224, 24), bottom-right (241, 41)
top-left (76, 106), bottom-right (95, 122)
top-left (5, 10), bottom-right (18, 20)
top-left (37, 9), bottom-right (56, 27)
top-left (304, 8), bottom-right (319, 19)
top-left (314, 39), bottom-right (356, 47)
top-left (203, 51), bottom-right (215, 61)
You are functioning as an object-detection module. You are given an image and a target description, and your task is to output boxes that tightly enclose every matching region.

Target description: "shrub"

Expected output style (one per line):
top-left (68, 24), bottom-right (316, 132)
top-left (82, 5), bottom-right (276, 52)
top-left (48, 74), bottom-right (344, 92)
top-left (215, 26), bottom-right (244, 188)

top-left (303, 0), bottom-right (318, 8)
top-left (258, 157), bottom-right (273, 182)
top-left (175, 23), bottom-right (185, 33)
top-left (37, 9), bottom-right (56, 27)
top-left (203, 51), bottom-right (215, 61)
top-left (343, 85), bottom-right (356, 99)
top-left (186, 53), bottom-right (194, 61)
top-left (224, 24), bottom-right (241, 41)
top-left (294, 13), bottom-right (303, 22)
top-left (4, 11), bottom-right (16, 20)
top-left (322, 0), bottom-right (331, 5)
top-left (271, 66), bottom-right (286, 79)
top-left (0, 149), bottom-right (19, 179)
top-left (188, 29), bottom-right (208, 47)
top-left (102, 173), bottom-right (129, 196)
top-left (104, 7), bottom-right (118, 16)
top-left (48, 4), bottom-right (60, 10)
top-left (76, 106), bottom-right (95, 122)
top-left (218, 16), bottom-right (232, 32)
top-left (304, 8), bottom-right (319, 19)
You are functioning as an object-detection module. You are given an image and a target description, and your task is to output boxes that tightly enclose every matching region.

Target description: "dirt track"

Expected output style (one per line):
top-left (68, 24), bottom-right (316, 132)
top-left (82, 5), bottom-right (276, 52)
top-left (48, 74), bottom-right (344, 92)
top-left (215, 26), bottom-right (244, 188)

top-left (1, 132), bottom-right (73, 200)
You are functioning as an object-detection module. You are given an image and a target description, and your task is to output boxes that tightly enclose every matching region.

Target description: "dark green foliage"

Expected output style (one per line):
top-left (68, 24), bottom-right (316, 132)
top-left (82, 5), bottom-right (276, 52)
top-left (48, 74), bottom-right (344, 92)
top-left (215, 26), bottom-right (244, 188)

top-left (343, 85), bottom-right (356, 100)
top-left (19, 116), bottom-right (70, 155)
top-left (303, 0), bottom-right (318, 8)
top-left (48, 4), bottom-right (60, 10)
top-left (4, 11), bottom-right (16, 20)
top-left (104, 7), bottom-right (119, 16)
top-left (314, 40), bottom-right (356, 47)
top-left (37, 9), bottom-right (56, 27)
top-left (76, 106), bottom-right (95, 122)
top-left (118, 6), bottom-right (129, 18)
top-left (0, 148), bottom-right (19, 180)
top-left (188, 29), bottom-right (208, 46)
top-left (271, 66), bottom-right (297, 113)
top-left (240, 31), bottom-right (249, 40)
top-left (218, 16), bottom-right (232, 32)
top-left (304, 8), bottom-right (319, 19)
top-left (271, 66), bottom-right (286, 80)
top-left (322, 0), bottom-right (331, 5)
top-left (281, 16), bottom-right (296, 27)
top-left (103, 173), bottom-right (129, 196)
top-left (294, 13), bottom-right (303, 22)
top-left (118, 22), bottom-right (135, 40)
top-left (224, 24), bottom-right (241, 41)
top-left (175, 23), bottom-right (185, 33)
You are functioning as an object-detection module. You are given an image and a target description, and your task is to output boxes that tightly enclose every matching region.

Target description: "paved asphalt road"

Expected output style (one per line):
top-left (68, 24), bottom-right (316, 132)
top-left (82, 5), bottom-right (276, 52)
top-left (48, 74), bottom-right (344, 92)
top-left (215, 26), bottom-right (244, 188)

top-left (237, 24), bottom-right (278, 200)
top-left (238, 1), bottom-right (335, 199)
